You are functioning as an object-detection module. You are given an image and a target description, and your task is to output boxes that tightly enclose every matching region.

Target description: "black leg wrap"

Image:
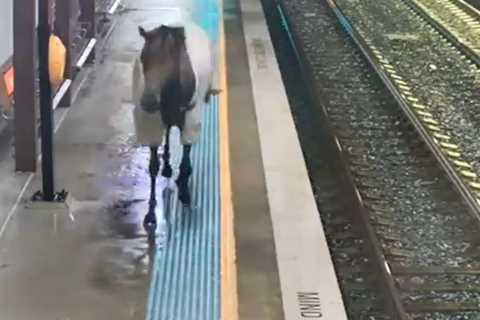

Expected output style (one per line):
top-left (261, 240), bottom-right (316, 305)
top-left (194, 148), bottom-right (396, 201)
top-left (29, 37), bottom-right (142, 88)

top-left (177, 183), bottom-right (191, 206)
top-left (177, 145), bottom-right (192, 206)
top-left (162, 127), bottom-right (173, 178)
top-left (162, 162), bottom-right (173, 178)
top-left (145, 146), bottom-right (159, 232)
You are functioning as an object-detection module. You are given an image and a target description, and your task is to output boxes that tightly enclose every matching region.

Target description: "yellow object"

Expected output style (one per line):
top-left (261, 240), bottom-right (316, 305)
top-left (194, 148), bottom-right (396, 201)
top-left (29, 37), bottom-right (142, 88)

top-left (219, 8), bottom-right (238, 319)
top-left (49, 34), bottom-right (66, 90)
top-left (0, 69), bottom-right (13, 113)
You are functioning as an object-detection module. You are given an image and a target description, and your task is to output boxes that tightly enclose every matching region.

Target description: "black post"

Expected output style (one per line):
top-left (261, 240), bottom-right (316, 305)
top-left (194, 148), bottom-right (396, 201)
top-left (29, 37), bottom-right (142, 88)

top-left (13, 0), bottom-right (37, 172)
top-left (38, 0), bottom-right (55, 201)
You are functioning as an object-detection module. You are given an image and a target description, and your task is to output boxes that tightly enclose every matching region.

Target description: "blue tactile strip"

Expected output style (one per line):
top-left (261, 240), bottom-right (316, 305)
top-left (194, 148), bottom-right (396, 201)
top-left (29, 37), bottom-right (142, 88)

top-left (145, 97), bottom-right (221, 320)
top-left (191, 0), bottom-right (220, 44)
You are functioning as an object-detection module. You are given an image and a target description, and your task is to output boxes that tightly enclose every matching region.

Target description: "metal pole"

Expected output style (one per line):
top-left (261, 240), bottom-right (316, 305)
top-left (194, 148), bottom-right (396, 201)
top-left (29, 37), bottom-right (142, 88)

top-left (38, 0), bottom-right (55, 201)
top-left (13, 0), bottom-right (37, 172)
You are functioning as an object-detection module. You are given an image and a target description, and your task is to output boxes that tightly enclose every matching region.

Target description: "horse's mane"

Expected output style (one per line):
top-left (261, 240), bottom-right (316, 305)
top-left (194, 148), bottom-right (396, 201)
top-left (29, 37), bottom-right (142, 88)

top-left (148, 25), bottom-right (186, 44)
top-left (155, 25), bottom-right (195, 128)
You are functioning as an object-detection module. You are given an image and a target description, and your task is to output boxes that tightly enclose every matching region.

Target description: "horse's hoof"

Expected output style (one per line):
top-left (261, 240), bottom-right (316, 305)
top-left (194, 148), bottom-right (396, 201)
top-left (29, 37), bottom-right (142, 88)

top-left (143, 214), bottom-right (157, 232)
top-left (178, 189), bottom-right (191, 207)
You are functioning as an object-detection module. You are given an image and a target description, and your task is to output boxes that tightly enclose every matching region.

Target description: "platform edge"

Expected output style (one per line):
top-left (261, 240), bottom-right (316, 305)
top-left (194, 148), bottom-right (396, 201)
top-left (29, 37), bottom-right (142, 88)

top-left (219, 1), bottom-right (239, 319)
top-left (238, 0), bottom-right (349, 319)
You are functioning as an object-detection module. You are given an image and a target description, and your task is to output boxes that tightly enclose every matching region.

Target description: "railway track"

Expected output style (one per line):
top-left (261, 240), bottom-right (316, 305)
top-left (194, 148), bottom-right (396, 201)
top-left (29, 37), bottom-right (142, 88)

top-left (401, 0), bottom-right (480, 66)
top-left (261, 2), bottom-right (393, 318)
top-left (261, 0), bottom-right (480, 318)
top-left (329, 0), bottom-right (480, 219)
top-left (466, 0), bottom-right (480, 11)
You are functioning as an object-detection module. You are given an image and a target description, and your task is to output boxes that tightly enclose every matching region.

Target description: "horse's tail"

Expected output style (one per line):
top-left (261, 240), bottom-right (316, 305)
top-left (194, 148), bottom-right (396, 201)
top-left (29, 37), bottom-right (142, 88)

top-left (204, 88), bottom-right (222, 104)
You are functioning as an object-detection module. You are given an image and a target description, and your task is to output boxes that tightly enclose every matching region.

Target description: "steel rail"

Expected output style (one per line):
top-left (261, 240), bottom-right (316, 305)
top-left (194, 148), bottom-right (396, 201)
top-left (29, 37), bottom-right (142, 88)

top-left (401, 0), bottom-right (480, 66)
top-left (456, 0), bottom-right (480, 16)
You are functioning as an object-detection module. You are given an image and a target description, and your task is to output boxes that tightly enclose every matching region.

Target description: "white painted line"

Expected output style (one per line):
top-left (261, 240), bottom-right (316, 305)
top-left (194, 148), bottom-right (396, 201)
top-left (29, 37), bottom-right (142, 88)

top-left (75, 38), bottom-right (97, 69)
top-left (52, 69), bottom-right (89, 134)
top-left (52, 79), bottom-right (72, 110)
top-left (0, 174), bottom-right (34, 238)
top-left (239, 0), bottom-right (348, 319)
top-left (108, 0), bottom-right (122, 14)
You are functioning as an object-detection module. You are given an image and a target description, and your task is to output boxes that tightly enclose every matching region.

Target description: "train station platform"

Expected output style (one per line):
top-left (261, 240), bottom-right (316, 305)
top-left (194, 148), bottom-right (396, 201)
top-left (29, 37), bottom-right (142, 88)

top-left (0, 0), bottom-right (347, 319)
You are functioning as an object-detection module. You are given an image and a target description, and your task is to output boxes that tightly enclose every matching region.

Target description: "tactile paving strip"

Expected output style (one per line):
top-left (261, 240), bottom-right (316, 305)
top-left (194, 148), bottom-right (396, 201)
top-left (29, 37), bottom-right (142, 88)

top-left (145, 97), bottom-right (220, 320)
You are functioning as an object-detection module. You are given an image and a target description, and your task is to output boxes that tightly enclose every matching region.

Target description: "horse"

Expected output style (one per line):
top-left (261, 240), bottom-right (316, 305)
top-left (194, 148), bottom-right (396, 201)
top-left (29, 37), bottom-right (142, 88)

top-left (132, 23), bottom-right (218, 231)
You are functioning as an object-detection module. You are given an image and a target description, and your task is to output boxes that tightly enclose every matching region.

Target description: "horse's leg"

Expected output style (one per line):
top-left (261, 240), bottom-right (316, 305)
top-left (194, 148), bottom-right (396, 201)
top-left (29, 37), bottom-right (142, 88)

top-left (161, 126), bottom-right (173, 178)
top-left (177, 144), bottom-right (192, 206)
top-left (179, 104), bottom-right (201, 207)
top-left (144, 146), bottom-right (159, 230)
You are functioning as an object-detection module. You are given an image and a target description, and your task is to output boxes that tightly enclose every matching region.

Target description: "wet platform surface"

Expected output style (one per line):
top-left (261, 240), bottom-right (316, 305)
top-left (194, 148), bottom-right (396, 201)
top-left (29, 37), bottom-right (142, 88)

top-left (0, 199), bottom-right (150, 320)
top-left (0, 0), bottom-right (221, 319)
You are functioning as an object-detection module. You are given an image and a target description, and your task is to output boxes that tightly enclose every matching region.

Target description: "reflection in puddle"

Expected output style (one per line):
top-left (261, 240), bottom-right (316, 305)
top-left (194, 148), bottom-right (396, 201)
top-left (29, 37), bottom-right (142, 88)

top-left (62, 127), bottom-right (190, 312)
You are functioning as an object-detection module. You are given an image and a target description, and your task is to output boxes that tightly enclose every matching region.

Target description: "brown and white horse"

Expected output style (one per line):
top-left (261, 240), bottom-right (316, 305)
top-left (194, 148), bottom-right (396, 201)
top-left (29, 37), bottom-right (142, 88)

top-left (132, 23), bottom-right (218, 231)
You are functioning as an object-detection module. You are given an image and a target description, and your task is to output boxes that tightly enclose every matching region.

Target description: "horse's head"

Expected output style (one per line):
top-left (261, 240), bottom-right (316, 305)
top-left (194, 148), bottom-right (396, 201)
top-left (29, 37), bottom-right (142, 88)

top-left (138, 25), bottom-right (186, 111)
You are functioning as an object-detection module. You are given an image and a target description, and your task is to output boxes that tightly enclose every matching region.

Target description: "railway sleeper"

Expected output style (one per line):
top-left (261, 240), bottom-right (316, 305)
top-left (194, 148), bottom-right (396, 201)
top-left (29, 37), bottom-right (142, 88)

top-left (384, 247), bottom-right (415, 258)
top-left (399, 281), bottom-right (480, 292)
top-left (406, 301), bottom-right (480, 313)
top-left (392, 265), bottom-right (480, 275)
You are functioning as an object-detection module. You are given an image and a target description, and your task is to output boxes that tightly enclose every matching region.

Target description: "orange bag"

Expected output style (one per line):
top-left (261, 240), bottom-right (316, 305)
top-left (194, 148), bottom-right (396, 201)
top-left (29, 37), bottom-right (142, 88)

top-left (49, 34), bottom-right (66, 90)
top-left (0, 67), bottom-right (14, 115)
